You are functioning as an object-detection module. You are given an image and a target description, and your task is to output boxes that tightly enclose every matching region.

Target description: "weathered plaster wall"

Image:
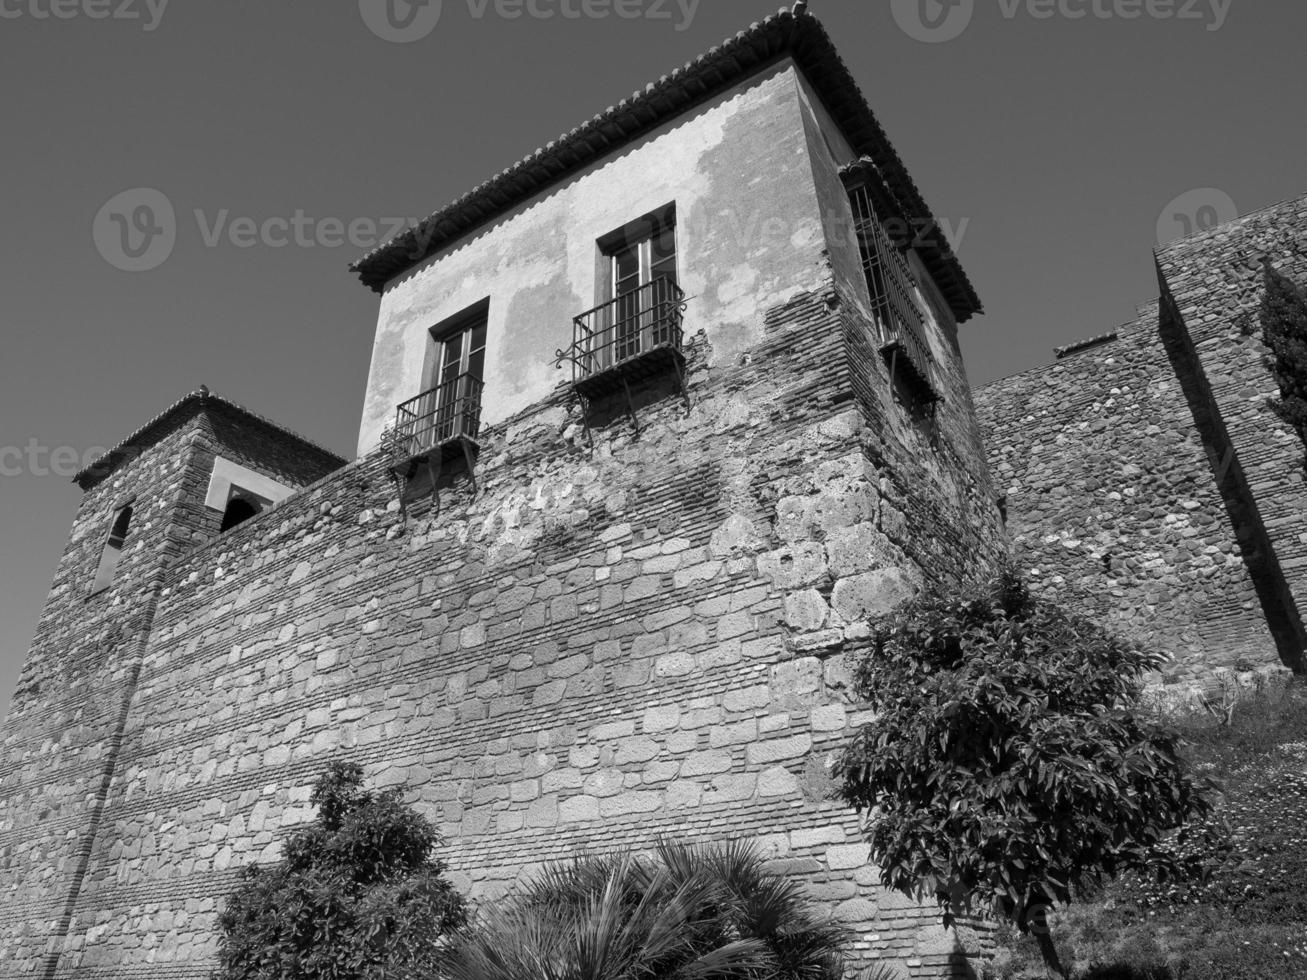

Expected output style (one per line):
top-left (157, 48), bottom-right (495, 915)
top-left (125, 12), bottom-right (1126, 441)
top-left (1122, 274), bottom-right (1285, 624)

top-left (975, 312), bottom-right (1283, 690)
top-left (358, 61), bottom-right (837, 456)
top-left (0, 406), bottom-right (341, 980)
top-left (19, 279), bottom-right (1001, 980)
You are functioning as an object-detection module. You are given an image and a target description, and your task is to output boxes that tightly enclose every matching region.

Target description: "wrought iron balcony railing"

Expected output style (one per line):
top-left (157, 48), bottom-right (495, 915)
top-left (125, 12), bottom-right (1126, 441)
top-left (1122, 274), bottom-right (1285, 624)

top-left (851, 195), bottom-right (939, 404)
top-left (560, 278), bottom-right (687, 392)
top-left (393, 373), bottom-right (484, 463)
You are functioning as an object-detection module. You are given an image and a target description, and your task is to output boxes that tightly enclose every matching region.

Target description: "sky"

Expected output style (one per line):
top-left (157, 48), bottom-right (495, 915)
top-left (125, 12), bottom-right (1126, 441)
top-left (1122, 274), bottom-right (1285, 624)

top-left (1, 0), bottom-right (1305, 722)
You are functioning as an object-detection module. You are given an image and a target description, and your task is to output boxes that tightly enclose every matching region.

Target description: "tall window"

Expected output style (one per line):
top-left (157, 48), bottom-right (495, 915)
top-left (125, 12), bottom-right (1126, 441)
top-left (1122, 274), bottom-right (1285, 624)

top-left (91, 505), bottom-right (133, 595)
top-left (847, 184), bottom-right (927, 348)
top-left (602, 205), bottom-right (678, 363)
top-left (419, 304), bottom-right (487, 449)
top-left (846, 182), bottom-right (940, 406)
top-left (434, 313), bottom-right (487, 395)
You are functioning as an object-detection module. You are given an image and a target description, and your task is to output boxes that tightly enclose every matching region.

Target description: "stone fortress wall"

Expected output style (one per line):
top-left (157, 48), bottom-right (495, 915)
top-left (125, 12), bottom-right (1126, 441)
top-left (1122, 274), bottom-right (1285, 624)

top-left (7, 5), bottom-right (1304, 976)
top-left (0, 276), bottom-right (1003, 980)
top-left (975, 193), bottom-right (1307, 695)
top-left (0, 11), bottom-right (1009, 972)
top-left (0, 398), bottom-right (343, 978)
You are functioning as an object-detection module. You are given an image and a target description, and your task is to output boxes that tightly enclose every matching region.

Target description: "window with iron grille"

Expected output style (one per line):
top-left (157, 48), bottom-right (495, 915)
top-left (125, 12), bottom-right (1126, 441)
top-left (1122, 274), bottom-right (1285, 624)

top-left (394, 303), bottom-right (487, 463)
top-left (590, 204), bottom-right (681, 370)
top-left (847, 184), bottom-right (938, 403)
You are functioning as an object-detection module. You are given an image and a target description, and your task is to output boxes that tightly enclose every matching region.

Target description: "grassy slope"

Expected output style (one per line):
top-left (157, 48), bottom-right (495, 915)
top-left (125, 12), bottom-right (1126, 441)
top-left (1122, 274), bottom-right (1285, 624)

top-left (987, 684), bottom-right (1307, 980)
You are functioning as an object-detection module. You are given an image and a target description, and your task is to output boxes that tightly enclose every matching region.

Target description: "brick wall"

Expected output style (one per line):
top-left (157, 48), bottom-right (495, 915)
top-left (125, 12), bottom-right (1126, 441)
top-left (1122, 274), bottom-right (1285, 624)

top-left (10, 283), bottom-right (1002, 980)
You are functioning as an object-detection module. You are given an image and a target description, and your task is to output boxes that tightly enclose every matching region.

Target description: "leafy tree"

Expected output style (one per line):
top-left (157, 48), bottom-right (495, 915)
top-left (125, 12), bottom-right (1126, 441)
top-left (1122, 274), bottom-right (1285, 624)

top-left (1260, 260), bottom-right (1307, 459)
top-left (439, 839), bottom-right (847, 980)
top-left (215, 761), bottom-right (468, 980)
top-left (834, 569), bottom-right (1213, 979)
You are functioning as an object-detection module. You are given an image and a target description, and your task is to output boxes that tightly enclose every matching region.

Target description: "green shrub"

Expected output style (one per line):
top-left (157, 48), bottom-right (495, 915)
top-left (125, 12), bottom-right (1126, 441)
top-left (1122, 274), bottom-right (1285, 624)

top-left (214, 761), bottom-right (468, 980)
top-left (990, 685), bottom-right (1307, 979)
top-left (439, 839), bottom-right (847, 980)
top-left (834, 567), bottom-right (1213, 978)
top-left (1260, 261), bottom-right (1307, 460)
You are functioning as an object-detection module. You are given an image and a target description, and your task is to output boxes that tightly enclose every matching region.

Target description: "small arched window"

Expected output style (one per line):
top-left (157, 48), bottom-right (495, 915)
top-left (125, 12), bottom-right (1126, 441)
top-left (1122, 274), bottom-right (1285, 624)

top-left (220, 495), bottom-right (263, 533)
top-left (91, 505), bottom-right (133, 595)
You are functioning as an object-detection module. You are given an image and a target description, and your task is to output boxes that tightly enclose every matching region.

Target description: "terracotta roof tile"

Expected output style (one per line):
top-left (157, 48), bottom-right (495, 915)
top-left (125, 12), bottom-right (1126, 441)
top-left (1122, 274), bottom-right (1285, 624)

top-left (73, 388), bottom-right (347, 490)
top-left (349, 7), bottom-right (983, 322)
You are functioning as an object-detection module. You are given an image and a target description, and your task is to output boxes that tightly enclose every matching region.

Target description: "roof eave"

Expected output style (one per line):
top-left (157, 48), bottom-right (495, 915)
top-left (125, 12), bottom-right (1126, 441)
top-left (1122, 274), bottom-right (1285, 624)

top-left (73, 389), bottom-right (347, 491)
top-left (349, 10), bottom-right (982, 323)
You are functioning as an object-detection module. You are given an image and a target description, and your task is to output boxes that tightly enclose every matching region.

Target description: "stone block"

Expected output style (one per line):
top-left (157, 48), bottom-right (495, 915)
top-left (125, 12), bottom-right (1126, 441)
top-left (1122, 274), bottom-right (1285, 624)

top-left (810, 704), bottom-right (848, 732)
top-left (558, 796), bottom-right (600, 823)
top-left (790, 825), bottom-right (847, 849)
top-left (642, 704), bottom-right (681, 733)
top-left (592, 720), bottom-right (635, 741)
top-left (708, 719), bottom-right (757, 748)
top-left (532, 681), bottom-right (567, 707)
top-left (746, 734), bottom-right (812, 765)
top-left (614, 661), bottom-right (651, 688)
top-left (771, 657), bottom-right (822, 700)
top-left (654, 652), bottom-right (695, 678)
top-left (599, 791), bottom-right (663, 817)
top-left (673, 562), bottom-right (723, 589)
top-left (723, 685), bottom-right (771, 713)
top-left (542, 768), bottom-right (584, 793)
top-left (757, 543), bottom-right (829, 590)
top-left (582, 769), bottom-right (626, 798)
top-left (709, 514), bottom-right (763, 558)
top-left (834, 897), bottom-right (878, 923)
top-left (825, 842), bottom-right (871, 870)
top-left (615, 737), bottom-right (660, 765)
top-left (679, 750), bottom-right (734, 777)
top-left (757, 765), bottom-right (799, 797)
top-left (831, 569), bottom-right (916, 623)
top-left (666, 780), bottom-right (703, 809)
top-left (775, 496), bottom-right (814, 543)
top-left (549, 651), bottom-right (593, 679)
top-left (825, 523), bottom-right (899, 578)
top-left (783, 590), bottom-right (830, 632)
top-left (703, 773), bottom-right (757, 804)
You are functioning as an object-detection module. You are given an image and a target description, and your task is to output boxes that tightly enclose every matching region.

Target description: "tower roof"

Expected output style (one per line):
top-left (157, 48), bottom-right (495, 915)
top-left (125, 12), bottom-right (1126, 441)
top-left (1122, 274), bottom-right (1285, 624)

top-left (73, 388), bottom-right (347, 491)
top-left (349, 7), bottom-right (982, 323)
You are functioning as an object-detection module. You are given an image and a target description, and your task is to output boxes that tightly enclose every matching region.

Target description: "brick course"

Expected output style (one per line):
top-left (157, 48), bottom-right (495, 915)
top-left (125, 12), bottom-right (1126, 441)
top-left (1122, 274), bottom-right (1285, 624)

top-left (1, 284), bottom-right (1002, 980)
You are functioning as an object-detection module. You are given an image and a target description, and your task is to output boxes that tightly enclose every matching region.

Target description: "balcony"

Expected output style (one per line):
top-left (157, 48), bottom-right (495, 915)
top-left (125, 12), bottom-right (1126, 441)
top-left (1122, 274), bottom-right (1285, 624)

top-left (850, 205), bottom-right (939, 406)
top-left (879, 316), bottom-right (938, 407)
top-left (560, 278), bottom-right (687, 399)
top-left (392, 373), bottom-right (484, 466)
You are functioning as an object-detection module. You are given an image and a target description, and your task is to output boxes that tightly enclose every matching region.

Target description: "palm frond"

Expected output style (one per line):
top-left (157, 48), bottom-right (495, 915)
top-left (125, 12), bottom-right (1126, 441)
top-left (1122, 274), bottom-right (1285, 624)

top-left (441, 839), bottom-right (851, 980)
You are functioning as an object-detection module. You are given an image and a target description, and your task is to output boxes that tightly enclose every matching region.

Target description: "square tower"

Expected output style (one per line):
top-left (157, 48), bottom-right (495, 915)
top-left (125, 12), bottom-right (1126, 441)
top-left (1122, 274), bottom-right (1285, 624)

top-left (0, 390), bottom-right (342, 975)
